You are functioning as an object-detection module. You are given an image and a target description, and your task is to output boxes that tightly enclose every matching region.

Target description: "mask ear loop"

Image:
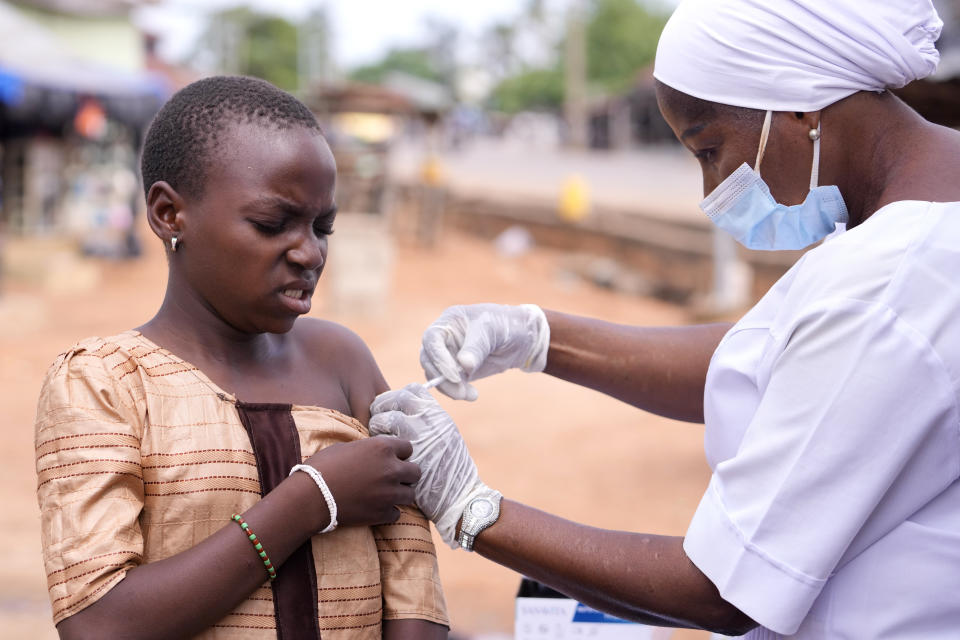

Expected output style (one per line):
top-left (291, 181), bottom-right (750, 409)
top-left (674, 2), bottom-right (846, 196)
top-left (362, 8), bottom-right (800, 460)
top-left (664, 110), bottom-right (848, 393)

top-left (754, 110), bottom-right (773, 176)
top-left (808, 121), bottom-right (822, 189)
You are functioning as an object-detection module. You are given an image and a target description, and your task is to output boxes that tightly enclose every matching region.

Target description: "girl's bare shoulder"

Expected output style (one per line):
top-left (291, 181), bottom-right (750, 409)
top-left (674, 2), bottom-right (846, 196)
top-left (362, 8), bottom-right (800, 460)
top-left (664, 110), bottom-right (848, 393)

top-left (291, 318), bottom-right (388, 424)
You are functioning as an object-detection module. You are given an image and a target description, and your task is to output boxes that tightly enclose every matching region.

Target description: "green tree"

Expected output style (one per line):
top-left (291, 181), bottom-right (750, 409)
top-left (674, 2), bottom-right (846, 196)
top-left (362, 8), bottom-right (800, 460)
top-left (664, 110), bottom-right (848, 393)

top-left (195, 7), bottom-right (301, 91)
top-left (349, 47), bottom-right (443, 85)
top-left (586, 0), bottom-right (669, 92)
top-left (489, 68), bottom-right (564, 113)
top-left (347, 16), bottom-right (459, 96)
top-left (487, 0), bottom-right (668, 113)
top-left (484, 0), bottom-right (563, 113)
top-left (245, 13), bottom-right (299, 90)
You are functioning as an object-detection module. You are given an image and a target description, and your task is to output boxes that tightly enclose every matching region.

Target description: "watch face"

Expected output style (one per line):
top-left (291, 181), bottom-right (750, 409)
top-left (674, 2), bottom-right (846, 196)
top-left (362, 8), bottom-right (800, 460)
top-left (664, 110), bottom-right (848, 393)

top-left (470, 499), bottom-right (494, 518)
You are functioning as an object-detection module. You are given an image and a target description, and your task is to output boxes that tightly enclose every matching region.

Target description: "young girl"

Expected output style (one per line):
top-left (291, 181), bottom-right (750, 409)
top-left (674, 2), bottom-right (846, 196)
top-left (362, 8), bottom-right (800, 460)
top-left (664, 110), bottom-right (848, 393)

top-left (35, 76), bottom-right (448, 640)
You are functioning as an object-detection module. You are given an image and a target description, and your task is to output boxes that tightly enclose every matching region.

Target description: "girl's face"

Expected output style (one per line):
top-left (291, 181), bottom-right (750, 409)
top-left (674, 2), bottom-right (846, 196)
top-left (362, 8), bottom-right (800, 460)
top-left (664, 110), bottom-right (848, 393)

top-left (174, 123), bottom-right (337, 335)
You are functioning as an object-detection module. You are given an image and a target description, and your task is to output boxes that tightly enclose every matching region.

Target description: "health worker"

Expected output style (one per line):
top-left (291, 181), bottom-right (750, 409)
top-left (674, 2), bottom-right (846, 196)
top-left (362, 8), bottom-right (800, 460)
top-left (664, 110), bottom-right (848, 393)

top-left (369, 0), bottom-right (960, 637)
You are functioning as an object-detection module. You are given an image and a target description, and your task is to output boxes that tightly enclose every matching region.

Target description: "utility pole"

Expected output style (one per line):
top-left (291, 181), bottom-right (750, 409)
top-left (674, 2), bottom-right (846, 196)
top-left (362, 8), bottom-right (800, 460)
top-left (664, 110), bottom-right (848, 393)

top-left (564, 0), bottom-right (588, 148)
top-left (211, 16), bottom-right (242, 75)
top-left (297, 6), bottom-right (333, 93)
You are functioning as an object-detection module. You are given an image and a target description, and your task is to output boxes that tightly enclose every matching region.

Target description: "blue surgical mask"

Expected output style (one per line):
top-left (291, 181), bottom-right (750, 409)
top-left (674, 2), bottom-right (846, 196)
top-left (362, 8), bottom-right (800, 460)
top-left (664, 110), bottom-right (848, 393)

top-left (700, 110), bottom-right (848, 251)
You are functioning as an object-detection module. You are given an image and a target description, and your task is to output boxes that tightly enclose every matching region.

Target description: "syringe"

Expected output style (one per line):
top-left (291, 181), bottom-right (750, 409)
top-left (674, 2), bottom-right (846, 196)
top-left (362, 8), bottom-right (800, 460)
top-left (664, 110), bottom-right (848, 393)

top-left (423, 376), bottom-right (445, 389)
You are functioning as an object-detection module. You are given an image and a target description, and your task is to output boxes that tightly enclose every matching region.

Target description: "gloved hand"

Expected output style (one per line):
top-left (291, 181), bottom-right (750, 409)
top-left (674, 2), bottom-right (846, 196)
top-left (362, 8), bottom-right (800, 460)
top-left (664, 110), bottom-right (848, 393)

top-left (419, 303), bottom-right (550, 401)
top-left (369, 384), bottom-right (489, 548)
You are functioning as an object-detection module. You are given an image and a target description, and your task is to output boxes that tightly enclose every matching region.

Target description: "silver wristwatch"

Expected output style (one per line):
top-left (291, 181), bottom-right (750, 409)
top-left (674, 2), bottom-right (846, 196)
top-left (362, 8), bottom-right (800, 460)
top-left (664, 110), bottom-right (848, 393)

top-left (457, 488), bottom-right (503, 552)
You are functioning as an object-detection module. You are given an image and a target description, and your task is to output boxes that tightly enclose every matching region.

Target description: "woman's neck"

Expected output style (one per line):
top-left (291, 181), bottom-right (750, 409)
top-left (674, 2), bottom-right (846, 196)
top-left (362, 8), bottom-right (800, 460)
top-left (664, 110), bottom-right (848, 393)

top-left (828, 91), bottom-right (960, 227)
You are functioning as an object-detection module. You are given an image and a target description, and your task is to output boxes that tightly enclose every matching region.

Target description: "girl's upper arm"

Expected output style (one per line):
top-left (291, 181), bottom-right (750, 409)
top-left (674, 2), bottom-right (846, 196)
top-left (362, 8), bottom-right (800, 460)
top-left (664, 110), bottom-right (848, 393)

top-left (35, 341), bottom-right (146, 626)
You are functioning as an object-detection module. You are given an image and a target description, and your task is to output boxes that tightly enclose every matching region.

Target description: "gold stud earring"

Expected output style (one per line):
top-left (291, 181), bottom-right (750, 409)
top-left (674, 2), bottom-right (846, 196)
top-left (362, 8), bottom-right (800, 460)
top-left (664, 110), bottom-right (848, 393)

top-left (170, 236), bottom-right (179, 252)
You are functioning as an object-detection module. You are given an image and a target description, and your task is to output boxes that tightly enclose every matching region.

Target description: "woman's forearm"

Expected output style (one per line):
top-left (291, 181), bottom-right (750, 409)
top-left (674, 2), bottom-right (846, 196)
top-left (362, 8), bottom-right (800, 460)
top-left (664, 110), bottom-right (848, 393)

top-left (542, 310), bottom-right (730, 422)
top-left (472, 500), bottom-right (756, 636)
top-left (56, 471), bottom-right (328, 640)
top-left (383, 619), bottom-right (448, 639)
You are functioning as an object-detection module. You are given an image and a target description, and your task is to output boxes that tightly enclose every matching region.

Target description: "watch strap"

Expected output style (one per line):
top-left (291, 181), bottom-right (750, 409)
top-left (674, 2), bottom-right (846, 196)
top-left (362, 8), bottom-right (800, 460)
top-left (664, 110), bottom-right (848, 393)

top-left (457, 487), bottom-right (502, 552)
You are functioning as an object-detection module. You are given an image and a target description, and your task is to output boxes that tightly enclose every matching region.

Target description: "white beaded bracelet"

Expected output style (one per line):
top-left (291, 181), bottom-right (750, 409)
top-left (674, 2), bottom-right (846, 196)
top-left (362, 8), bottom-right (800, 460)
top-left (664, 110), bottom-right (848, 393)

top-left (289, 464), bottom-right (338, 533)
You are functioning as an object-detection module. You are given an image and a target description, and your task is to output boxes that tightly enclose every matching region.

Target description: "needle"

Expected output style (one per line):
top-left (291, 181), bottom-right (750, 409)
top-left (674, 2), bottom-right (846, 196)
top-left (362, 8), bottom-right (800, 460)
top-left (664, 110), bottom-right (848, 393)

top-left (423, 376), bottom-right (445, 389)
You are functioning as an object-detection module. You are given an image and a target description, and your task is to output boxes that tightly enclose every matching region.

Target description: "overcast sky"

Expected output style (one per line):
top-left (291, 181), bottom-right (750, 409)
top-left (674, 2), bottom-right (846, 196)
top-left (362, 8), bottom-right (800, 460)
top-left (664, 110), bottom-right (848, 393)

top-left (134, 0), bottom-right (681, 70)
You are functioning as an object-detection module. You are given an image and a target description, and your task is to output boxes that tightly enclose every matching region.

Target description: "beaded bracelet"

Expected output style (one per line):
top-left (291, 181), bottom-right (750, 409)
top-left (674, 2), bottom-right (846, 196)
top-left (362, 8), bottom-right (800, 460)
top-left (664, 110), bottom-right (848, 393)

top-left (289, 464), bottom-right (338, 533)
top-left (231, 514), bottom-right (277, 581)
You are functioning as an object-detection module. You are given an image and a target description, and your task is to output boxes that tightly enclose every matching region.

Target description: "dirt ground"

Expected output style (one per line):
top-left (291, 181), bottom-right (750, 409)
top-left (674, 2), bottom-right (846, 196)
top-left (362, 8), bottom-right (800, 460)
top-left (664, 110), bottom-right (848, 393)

top-left (0, 219), bottom-right (712, 639)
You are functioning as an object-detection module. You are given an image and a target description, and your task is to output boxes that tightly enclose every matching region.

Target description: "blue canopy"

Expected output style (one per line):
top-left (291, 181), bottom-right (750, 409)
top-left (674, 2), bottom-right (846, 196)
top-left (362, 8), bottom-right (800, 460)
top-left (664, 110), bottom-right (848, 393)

top-left (0, 1), bottom-right (168, 113)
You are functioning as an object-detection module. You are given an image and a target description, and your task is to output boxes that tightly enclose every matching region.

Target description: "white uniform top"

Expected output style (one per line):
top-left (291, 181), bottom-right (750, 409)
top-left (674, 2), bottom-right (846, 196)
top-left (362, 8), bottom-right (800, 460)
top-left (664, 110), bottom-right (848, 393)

top-left (685, 200), bottom-right (960, 638)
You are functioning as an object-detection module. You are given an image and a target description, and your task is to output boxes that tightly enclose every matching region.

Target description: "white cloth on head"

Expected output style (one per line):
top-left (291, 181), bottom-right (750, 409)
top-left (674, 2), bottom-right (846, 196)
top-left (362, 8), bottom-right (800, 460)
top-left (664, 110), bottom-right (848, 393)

top-left (653, 0), bottom-right (943, 112)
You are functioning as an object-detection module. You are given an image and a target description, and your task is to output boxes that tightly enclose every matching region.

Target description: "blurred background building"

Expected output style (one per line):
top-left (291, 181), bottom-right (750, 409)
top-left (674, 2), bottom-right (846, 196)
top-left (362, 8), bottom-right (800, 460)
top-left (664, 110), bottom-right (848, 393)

top-left (4, 0), bottom-right (959, 297)
top-left (0, 0), bottom-right (172, 258)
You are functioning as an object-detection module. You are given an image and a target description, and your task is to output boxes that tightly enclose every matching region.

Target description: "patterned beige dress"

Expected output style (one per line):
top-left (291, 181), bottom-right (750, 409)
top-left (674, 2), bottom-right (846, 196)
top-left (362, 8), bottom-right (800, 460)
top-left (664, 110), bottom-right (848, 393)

top-left (35, 331), bottom-right (448, 639)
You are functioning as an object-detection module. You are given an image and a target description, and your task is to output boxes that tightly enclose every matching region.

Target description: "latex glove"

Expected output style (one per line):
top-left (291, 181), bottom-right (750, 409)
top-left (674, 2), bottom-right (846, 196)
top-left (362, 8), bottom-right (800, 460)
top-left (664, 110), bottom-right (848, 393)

top-left (419, 303), bottom-right (550, 401)
top-left (369, 384), bottom-right (488, 548)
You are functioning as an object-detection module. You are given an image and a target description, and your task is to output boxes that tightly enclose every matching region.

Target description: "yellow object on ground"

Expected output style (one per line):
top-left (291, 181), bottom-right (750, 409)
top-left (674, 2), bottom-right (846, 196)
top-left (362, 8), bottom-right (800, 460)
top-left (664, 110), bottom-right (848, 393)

top-left (559, 174), bottom-right (590, 222)
top-left (421, 155), bottom-right (446, 186)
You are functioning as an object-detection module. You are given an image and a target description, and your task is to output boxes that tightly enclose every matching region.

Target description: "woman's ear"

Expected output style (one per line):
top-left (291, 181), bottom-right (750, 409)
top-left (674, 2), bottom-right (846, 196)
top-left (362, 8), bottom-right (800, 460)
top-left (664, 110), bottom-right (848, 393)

top-left (778, 110), bottom-right (822, 144)
top-left (145, 181), bottom-right (186, 245)
top-left (797, 110), bottom-right (822, 132)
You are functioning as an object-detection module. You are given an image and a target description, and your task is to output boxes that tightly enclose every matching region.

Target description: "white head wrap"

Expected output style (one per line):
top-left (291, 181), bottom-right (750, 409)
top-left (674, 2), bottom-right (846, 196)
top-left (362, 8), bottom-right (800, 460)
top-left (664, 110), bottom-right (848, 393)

top-left (653, 0), bottom-right (943, 112)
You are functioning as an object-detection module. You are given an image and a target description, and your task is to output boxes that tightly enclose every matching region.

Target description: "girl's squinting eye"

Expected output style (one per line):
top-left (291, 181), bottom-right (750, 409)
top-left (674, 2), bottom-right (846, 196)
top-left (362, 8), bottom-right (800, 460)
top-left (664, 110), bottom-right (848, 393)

top-left (251, 220), bottom-right (285, 235)
top-left (313, 207), bottom-right (337, 236)
top-left (313, 219), bottom-right (335, 236)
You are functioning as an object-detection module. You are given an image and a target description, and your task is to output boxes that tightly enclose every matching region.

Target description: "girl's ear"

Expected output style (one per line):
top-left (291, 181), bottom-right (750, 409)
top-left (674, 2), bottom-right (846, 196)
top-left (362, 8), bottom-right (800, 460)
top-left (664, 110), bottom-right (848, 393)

top-left (145, 181), bottom-right (187, 247)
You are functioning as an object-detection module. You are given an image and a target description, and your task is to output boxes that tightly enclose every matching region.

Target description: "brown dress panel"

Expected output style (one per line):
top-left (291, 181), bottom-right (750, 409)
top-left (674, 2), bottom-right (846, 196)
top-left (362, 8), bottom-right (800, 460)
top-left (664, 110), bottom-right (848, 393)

top-left (238, 402), bottom-right (321, 640)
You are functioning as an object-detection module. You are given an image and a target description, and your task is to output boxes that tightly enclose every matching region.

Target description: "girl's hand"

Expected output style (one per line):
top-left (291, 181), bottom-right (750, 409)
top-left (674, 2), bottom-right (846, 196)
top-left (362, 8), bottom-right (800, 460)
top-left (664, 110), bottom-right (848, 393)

top-left (304, 436), bottom-right (420, 529)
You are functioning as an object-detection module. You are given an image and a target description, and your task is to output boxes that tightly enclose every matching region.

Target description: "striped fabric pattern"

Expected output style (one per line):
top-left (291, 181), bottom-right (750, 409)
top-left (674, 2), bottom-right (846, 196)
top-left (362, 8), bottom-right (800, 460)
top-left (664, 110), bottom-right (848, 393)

top-left (35, 331), bottom-right (448, 638)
